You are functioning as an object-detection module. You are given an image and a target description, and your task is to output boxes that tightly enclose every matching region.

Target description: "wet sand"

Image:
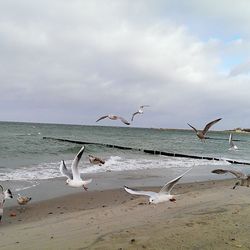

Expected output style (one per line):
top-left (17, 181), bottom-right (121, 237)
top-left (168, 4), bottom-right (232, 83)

top-left (1, 179), bottom-right (250, 250)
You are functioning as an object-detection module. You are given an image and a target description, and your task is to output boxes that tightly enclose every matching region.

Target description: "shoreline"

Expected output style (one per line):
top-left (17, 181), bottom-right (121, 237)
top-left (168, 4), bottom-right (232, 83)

top-left (2, 178), bottom-right (250, 249)
top-left (3, 165), bottom-right (235, 208)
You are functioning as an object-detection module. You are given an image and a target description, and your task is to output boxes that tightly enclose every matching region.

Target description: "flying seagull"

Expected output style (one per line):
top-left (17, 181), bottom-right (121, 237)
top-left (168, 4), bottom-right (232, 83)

top-left (60, 146), bottom-right (92, 190)
top-left (96, 115), bottom-right (130, 125)
top-left (212, 169), bottom-right (250, 189)
top-left (229, 133), bottom-right (238, 150)
top-left (88, 155), bottom-right (105, 166)
top-left (131, 105), bottom-right (150, 121)
top-left (0, 185), bottom-right (13, 222)
top-left (124, 168), bottom-right (192, 204)
top-left (187, 118), bottom-right (222, 141)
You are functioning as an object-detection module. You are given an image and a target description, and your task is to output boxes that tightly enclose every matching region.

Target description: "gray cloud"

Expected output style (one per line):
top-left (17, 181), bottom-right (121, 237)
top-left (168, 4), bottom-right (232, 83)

top-left (0, 1), bottom-right (250, 129)
top-left (229, 61), bottom-right (250, 76)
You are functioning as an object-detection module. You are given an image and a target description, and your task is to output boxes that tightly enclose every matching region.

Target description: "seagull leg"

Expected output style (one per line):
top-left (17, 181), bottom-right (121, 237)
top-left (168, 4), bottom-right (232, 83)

top-left (233, 181), bottom-right (240, 189)
top-left (83, 185), bottom-right (88, 191)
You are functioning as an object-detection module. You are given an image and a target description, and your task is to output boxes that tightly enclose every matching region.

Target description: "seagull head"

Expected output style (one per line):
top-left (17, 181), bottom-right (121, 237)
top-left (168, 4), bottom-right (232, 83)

top-left (149, 197), bottom-right (159, 204)
top-left (149, 197), bottom-right (154, 204)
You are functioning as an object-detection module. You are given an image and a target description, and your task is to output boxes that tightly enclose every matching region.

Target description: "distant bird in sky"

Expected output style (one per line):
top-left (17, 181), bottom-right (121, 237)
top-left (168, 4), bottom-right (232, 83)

top-left (187, 118), bottom-right (222, 141)
top-left (212, 169), bottom-right (250, 189)
top-left (131, 105), bottom-right (150, 121)
top-left (229, 133), bottom-right (238, 150)
top-left (124, 168), bottom-right (192, 204)
top-left (17, 194), bottom-right (32, 207)
top-left (96, 115), bottom-right (130, 125)
top-left (0, 185), bottom-right (13, 222)
top-left (60, 146), bottom-right (92, 190)
top-left (88, 155), bottom-right (105, 166)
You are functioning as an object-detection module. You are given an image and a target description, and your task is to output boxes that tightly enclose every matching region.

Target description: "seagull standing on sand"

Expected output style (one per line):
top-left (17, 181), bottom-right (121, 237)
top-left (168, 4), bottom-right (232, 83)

top-left (131, 105), bottom-right (150, 121)
top-left (187, 118), bottom-right (222, 141)
top-left (17, 194), bottom-right (32, 206)
top-left (0, 185), bottom-right (13, 222)
top-left (88, 155), bottom-right (105, 166)
top-left (60, 146), bottom-right (92, 190)
top-left (124, 168), bottom-right (192, 204)
top-left (212, 169), bottom-right (250, 189)
top-left (96, 115), bottom-right (130, 125)
top-left (229, 133), bottom-right (238, 150)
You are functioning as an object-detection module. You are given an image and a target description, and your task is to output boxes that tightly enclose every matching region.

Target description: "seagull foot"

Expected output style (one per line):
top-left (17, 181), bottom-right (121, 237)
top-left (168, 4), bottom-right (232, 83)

top-left (83, 186), bottom-right (88, 191)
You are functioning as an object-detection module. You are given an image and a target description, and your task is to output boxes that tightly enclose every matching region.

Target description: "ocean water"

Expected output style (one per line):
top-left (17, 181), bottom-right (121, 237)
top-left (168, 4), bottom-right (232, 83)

top-left (1, 121), bottom-right (250, 195)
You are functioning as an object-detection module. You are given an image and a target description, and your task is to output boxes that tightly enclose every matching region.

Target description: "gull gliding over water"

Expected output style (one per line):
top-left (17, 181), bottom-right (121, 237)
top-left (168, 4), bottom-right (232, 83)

top-left (96, 115), bottom-right (130, 125)
top-left (0, 185), bottom-right (13, 222)
top-left (229, 133), bottom-right (238, 150)
top-left (187, 118), bottom-right (222, 141)
top-left (212, 169), bottom-right (250, 189)
top-left (60, 146), bottom-right (92, 190)
top-left (131, 105), bottom-right (150, 121)
top-left (124, 168), bottom-right (192, 204)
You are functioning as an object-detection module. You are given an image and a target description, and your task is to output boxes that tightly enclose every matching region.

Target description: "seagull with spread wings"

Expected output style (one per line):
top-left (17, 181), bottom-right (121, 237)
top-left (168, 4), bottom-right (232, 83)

top-left (60, 146), bottom-right (92, 190)
top-left (96, 114), bottom-right (130, 125)
top-left (124, 168), bottom-right (192, 204)
top-left (187, 118), bottom-right (222, 141)
top-left (212, 169), bottom-right (250, 189)
top-left (131, 105), bottom-right (150, 121)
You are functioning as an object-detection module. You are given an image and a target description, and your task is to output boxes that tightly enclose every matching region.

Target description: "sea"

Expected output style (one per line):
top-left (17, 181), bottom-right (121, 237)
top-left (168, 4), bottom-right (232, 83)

top-left (1, 121), bottom-right (250, 202)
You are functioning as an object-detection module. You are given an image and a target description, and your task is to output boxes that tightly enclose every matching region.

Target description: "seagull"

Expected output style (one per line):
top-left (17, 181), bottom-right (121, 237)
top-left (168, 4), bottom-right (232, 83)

top-left (60, 146), bottom-right (92, 190)
top-left (124, 168), bottom-right (192, 204)
top-left (17, 194), bottom-right (32, 206)
top-left (187, 118), bottom-right (222, 141)
top-left (88, 155), bottom-right (105, 166)
top-left (229, 133), bottom-right (238, 150)
top-left (96, 115), bottom-right (130, 125)
top-left (131, 105), bottom-right (150, 121)
top-left (0, 185), bottom-right (13, 222)
top-left (212, 169), bottom-right (250, 189)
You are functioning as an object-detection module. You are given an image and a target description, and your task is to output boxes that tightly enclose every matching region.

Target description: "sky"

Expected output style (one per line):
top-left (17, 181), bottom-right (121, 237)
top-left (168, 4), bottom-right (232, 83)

top-left (0, 0), bottom-right (250, 129)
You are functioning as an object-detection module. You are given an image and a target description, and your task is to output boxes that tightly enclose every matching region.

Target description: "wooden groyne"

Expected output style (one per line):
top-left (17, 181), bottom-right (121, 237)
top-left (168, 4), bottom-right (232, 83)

top-left (43, 137), bottom-right (250, 166)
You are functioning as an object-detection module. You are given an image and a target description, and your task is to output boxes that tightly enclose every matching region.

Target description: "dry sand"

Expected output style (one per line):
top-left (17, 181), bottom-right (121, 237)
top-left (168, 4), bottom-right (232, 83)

top-left (1, 179), bottom-right (250, 250)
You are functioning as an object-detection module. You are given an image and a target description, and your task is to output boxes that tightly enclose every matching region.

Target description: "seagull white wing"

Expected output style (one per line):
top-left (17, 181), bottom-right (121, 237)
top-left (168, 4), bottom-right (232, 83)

top-left (4, 189), bottom-right (13, 199)
top-left (159, 168), bottom-right (192, 194)
top-left (229, 133), bottom-right (236, 147)
top-left (71, 146), bottom-right (85, 181)
top-left (124, 186), bottom-right (156, 197)
top-left (118, 116), bottom-right (130, 125)
top-left (60, 160), bottom-right (73, 180)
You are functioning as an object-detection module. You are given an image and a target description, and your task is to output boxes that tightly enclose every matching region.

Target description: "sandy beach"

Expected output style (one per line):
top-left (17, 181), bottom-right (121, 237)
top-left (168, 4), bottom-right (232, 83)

top-left (1, 179), bottom-right (250, 250)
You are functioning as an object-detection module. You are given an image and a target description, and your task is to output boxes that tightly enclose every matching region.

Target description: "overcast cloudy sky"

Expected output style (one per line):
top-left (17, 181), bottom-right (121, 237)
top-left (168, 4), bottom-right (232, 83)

top-left (1, 0), bottom-right (250, 129)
